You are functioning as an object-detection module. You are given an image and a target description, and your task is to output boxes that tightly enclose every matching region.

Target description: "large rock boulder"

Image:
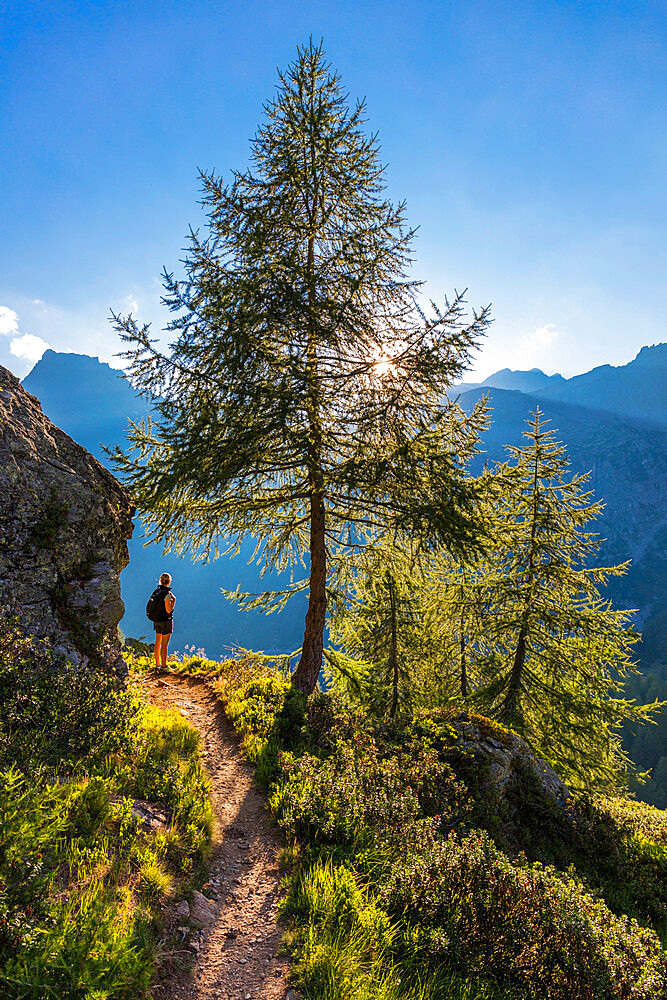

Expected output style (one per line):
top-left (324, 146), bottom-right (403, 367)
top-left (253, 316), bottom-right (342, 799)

top-left (444, 711), bottom-right (573, 851)
top-left (451, 712), bottom-right (571, 807)
top-left (0, 365), bottom-right (134, 676)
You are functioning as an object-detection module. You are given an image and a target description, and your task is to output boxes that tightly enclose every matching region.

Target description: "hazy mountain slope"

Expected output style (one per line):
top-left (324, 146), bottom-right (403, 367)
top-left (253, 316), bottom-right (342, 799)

top-left (459, 385), bottom-right (667, 624)
top-left (457, 367), bottom-right (567, 395)
top-left (457, 343), bottom-right (666, 428)
top-left (23, 350), bottom-right (666, 660)
top-left (23, 351), bottom-right (305, 655)
top-left (22, 350), bottom-right (147, 448)
top-left (527, 343), bottom-right (667, 426)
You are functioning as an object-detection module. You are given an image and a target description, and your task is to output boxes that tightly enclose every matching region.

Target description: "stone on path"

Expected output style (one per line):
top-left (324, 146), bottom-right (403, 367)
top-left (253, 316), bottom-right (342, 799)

top-left (190, 889), bottom-right (219, 928)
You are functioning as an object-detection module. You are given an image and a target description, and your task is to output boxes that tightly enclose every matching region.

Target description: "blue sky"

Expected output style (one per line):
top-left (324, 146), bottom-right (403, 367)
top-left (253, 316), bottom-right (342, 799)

top-left (2, 0), bottom-right (665, 379)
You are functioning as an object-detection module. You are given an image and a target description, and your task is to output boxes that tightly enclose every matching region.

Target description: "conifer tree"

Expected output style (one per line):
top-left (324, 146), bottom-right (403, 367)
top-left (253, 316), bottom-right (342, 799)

top-left (327, 543), bottom-right (423, 717)
top-left (419, 557), bottom-right (493, 700)
top-left (471, 410), bottom-right (659, 789)
top-left (111, 41), bottom-right (490, 693)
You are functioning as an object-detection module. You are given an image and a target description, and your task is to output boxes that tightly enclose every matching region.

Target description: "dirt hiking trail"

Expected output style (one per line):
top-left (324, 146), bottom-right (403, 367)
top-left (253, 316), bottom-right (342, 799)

top-left (144, 673), bottom-right (292, 1000)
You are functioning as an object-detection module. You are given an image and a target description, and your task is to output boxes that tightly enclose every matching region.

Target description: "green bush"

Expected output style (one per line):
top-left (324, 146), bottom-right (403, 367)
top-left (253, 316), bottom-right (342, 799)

top-left (0, 663), bottom-right (213, 998)
top-left (273, 741), bottom-right (463, 851)
top-left (0, 616), bottom-right (136, 768)
top-left (0, 768), bottom-right (70, 962)
top-left (385, 829), bottom-right (666, 1000)
top-left (68, 777), bottom-right (112, 839)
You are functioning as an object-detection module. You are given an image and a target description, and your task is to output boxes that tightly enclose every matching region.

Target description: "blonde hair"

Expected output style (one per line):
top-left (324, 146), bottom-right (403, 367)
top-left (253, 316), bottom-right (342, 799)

top-left (159, 573), bottom-right (172, 586)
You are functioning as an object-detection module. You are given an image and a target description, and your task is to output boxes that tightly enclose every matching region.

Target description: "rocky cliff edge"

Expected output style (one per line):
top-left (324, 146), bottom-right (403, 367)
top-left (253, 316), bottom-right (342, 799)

top-left (0, 364), bottom-right (134, 676)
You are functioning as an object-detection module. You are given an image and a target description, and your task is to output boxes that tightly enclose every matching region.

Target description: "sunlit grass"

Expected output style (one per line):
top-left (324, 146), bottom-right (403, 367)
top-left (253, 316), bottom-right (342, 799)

top-left (0, 674), bottom-right (213, 998)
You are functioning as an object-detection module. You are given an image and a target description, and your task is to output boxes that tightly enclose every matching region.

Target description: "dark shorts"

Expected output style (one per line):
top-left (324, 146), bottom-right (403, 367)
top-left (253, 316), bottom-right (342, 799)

top-left (154, 620), bottom-right (173, 636)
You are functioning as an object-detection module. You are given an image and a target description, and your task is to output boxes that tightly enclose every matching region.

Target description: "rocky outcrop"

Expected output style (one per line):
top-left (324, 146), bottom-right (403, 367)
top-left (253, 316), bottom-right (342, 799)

top-left (0, 365), bottom-right (134, 676)
top-left (451, 712), bottom-right (571, 808)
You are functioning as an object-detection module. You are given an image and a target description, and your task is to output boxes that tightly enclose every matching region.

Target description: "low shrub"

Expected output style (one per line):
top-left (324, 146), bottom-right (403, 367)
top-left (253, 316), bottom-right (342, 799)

top-left (596, 794), bottom-right (667, 846)
top-left (385, 829), bottom-right (666, 1000)
top-left (0, 672), bottom-right (213, 998)
top-left (0, 616), bottom-right (136, 769)
top-left (162, 650), bottom-right (667, 999)
top-left (272, 741), bottom-right (464, 852)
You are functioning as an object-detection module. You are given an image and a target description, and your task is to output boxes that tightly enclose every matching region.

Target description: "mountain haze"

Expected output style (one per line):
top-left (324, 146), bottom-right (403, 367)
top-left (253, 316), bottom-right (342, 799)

top-left (459, 385), bottom-right (667, 623)
top-left (23, 345), bottom-right (666, 656)
top-left (23, 351), bottom-right (305, 656)
top-left (458, 343), bottom-right (667, 427)
top-left (457, 367), bottom-right (567, 395)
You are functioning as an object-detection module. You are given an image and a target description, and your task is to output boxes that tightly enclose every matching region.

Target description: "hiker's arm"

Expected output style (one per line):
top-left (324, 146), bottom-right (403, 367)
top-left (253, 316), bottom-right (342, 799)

top-left (166, 593), bottom-right (176, 612)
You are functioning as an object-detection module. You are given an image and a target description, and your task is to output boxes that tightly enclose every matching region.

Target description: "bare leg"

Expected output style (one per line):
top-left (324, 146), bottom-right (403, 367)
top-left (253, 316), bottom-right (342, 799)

top-left (159, 633), bottom-right (170, 668)
top-left (154, 633), bottom-right (161, 668)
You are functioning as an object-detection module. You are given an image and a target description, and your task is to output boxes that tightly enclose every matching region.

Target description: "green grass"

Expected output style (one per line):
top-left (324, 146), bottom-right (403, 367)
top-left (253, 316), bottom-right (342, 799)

top-left (0, 670), bottom-right (213, 999)
top-left (281, 856), bottom-right (521, 1000)
top-left (126, 649), bottom-right (667, 999)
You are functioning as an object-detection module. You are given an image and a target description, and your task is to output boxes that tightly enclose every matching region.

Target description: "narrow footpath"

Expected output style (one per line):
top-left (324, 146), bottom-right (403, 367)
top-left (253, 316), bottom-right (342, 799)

top-left (145, 673), bottom-right (291, 1000)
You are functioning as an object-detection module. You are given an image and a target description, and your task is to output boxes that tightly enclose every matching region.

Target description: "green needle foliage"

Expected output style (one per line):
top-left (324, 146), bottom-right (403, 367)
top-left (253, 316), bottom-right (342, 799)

top-left (327, 542), bottom-right (426, 718)
top-left (330, 411), bottom-right (661, 791)
top-left (469, 410), bottom-right (661, 790)
top-left (110, 40), bottom-right (490, 694)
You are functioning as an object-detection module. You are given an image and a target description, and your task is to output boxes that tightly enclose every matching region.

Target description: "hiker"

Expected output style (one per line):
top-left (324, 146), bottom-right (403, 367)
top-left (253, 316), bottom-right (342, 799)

top-left (149, 572), bottom-right (176, 668)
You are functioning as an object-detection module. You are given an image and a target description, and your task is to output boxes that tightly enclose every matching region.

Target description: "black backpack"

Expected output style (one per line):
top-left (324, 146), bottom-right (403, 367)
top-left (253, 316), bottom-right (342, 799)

top-left (146, 587), bottom-right (165, 622)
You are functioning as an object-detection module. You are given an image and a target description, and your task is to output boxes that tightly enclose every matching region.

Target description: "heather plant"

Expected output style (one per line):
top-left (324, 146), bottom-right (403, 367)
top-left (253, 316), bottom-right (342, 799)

top-left (281, 855), bottom-right (520, 1000)
top-left (385, 830), bottom-right (666, 999)
top-left (1, 651), bottom-right (213, 998)
top-left (273, 741), bottom-right (465, 850)
top-left (595, 794), bottom-right (667, 845)
top-left (187, 651), bottom-right (667, 999)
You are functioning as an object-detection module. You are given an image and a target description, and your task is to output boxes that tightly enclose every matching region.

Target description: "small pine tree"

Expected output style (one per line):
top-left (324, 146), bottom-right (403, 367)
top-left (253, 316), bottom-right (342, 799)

top-left (471, 410), bottom-right (660, 789)
top-left (111, 41), bottom-right (490, 694)
top-left (328, 543), bottom-right (423, 717)
top-left (419, 556), bottom-right (494, 701)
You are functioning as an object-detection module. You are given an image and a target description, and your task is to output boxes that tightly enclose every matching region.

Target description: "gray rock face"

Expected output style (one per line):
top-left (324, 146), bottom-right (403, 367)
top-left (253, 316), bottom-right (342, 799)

top-left (0, 365), bottom-right (134, 676)
top-left (190, 889), bottom-right (219, 928)
top-left (451, 713), bottom-right (571, 807)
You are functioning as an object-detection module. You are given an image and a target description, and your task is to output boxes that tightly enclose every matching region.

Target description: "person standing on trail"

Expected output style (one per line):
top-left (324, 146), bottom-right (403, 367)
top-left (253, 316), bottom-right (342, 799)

top-left (152, 572), bottom-right (176, 669)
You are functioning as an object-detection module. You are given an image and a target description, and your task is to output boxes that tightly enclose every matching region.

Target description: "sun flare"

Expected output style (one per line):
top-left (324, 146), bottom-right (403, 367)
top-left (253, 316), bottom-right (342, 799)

top-left (372, 358), bottom-right (394, 377)
top-left (370, 349), bottom-right (397, 379)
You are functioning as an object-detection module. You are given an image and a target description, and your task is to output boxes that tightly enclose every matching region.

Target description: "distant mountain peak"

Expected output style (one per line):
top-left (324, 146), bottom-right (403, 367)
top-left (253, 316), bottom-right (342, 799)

top-left (475, 368), bottom-right (566, 394)
top-left (631, 343), bottom-right (667, 368)
top-left (34, 349), bottom-right (124, 377)
top-left (482, 366), bottom-right (547, 383)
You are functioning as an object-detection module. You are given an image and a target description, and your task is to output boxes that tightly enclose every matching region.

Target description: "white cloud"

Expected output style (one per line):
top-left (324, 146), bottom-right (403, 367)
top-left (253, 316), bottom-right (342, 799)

top-left (9, 333), bottom-right (51, 363)
top-left (0, 283), bottom-right (162, 378)
top-left (0, 305), bottom-right (52, 366)
top-left (529, 323), bottom-right (558, 349)
top-left (0, 306), bottom-right (20, 337)
top-left (508, 323), bottom-right (560, 370)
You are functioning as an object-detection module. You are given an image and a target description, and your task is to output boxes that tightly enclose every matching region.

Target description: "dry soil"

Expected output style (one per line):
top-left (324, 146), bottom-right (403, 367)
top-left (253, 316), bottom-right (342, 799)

top-left (145, 672), bottom-right (292, 1000)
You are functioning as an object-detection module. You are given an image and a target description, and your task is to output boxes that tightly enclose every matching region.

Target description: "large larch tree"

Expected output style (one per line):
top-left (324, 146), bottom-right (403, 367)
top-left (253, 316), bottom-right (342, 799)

top-left (111, 41), bottom-right (490, 693)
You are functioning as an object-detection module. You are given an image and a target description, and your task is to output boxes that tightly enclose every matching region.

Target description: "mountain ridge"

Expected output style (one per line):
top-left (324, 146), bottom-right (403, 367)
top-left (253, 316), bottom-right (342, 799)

top-left (23, 345), bottom-right (666, 653)
top-left (456, 342), bottom-right (666, 428)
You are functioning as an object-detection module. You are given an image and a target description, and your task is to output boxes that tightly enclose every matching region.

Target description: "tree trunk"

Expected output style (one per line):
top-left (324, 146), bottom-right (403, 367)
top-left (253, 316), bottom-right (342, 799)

top-left (460, 610), bottom-right (468, 699)
top-left (292, 486), bottom-right (327, 694)
top-left (292, 181), bottom-right (326, 696)
top-left (500, 626), bottom-right (527, 728)
top-left (500, 445), bottom-right (540, 729)
top-left (388, 575), bottom-right (399, 718)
